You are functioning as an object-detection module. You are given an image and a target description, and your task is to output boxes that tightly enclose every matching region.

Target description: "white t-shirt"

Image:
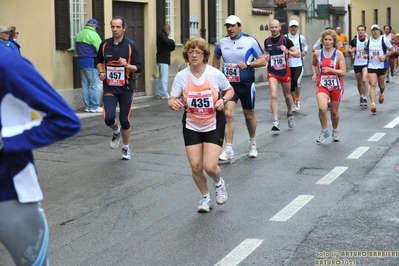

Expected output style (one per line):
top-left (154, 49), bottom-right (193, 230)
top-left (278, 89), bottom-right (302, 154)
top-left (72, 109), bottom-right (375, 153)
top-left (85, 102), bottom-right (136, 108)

top-left (365, 36), bottom-right (393, 69)
top-left (286, 33), bottom-right (308, 67)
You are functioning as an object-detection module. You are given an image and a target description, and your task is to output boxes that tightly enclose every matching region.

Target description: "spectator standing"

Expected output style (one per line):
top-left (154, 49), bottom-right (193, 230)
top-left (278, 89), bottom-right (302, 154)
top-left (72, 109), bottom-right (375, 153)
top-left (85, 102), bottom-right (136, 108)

top-left (8, 26), bottom-right (20, 52)
top-left (156, 24), bottom-right (176, 100)
top-left (0, 45), bottom-right (80, 266)
top-left (9, 26), bottom-right (18, 42)
top-left (75, 18), bottom-right (103, 112)
top-left (97, 16), bottom-right (143, 160)
top-left (212, 15), bottom-right (266, 160)
top-left (0, 26), bottom-right (20, 54)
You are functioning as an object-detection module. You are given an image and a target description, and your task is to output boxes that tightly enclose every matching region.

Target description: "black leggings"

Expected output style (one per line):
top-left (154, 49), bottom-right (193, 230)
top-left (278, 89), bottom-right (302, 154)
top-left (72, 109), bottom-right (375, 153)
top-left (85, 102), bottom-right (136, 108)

top-left (103, 91), bottom-right (134, 130)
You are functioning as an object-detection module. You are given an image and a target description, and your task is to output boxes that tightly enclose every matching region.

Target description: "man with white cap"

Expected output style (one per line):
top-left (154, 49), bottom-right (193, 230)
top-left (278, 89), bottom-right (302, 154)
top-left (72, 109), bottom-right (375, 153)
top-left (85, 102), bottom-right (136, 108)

top-left (213, 15), bottom-right (266, 160)
top-left (0, 26), bottom-right (20, 53)
top-left (363, 24), bottom-right (394, 113)
top-left (286, 20), bottom-right (308, 111)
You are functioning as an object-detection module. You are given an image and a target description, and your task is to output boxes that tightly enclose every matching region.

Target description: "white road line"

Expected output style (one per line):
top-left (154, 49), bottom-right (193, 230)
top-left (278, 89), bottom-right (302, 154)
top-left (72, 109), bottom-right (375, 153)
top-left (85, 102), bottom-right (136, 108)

top-left (347, 146), bottom-right (369, 159)
top-left (269, 195), bottom-right (314, 222)
top-left (316, 166), bottom-right (348, 185)
top-left (214, 238), bottom-right (264, 266)
top-left (384, 116), bottom-right (399, 128)
top-left (368, 133), bottom-right (386, 142)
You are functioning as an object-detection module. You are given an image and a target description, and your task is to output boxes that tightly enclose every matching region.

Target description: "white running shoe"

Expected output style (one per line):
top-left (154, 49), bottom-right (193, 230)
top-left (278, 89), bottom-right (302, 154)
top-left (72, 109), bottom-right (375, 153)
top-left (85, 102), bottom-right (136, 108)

top-left (363, 98), bottom-right (368, 108)
top-left (219, 148), bottom-right (234, 161)
top-left (332, 129), bottom-right (340, 142)
top-left (287, 114), bottom-right (295, 128)
top-left (316, 130), bottom-right (330, 144)
top-left (272, 120), bottom-right (280, 131)
top-left (248, 142), bottom-right (258, 158)
top-left (215, 178), bottom-right (228, 205)
top-left (90, 107), bottom-right (103, 113)
top-left (197, 197), bottom-right (213, 212)
top-left (295, 100), bottom-right (300, 111)
top-left (110, 128), bottom-right (121, 149)
top-left (121, 147), bottom-right (131, 160)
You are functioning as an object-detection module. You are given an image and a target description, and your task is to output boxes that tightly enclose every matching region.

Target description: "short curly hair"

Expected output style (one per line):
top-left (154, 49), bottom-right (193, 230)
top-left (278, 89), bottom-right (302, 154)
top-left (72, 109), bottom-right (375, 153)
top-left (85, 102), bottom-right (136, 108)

top-left (182, 37), bottom-right (210, 64)
top-left (320, 29), bottom-right (339, 49)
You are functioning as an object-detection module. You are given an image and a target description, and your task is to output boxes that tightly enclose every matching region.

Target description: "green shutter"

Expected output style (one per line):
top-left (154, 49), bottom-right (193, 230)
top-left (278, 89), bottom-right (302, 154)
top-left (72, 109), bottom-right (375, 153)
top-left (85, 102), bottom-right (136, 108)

top-left (55, 0), bottom-right (71, 50)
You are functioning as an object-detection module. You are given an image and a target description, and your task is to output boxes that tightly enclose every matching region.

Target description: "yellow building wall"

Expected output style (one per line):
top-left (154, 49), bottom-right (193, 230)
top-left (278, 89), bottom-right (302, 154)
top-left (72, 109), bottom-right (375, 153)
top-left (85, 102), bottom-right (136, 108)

top-left (1, 0), bottom-right (273, 98)
top-left (351, 0), bottom-right (399, 36)
top-left (0, 0), bottom-right (56, 88)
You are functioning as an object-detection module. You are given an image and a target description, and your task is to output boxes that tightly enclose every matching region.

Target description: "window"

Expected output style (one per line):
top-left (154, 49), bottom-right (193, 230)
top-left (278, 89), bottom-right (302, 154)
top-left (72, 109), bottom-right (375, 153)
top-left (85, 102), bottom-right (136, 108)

top-left (69, 0), bottom-right (86, 50)
top-left (55, 0), bottom-right (89, 51)
top-left (166, 0), bottom-right (176, 40)
top-left (55, 0), bottom-right (104, 51)
top-left (374, 9), bottom-right (378, 24)
top-left (190, 14), bottom-right (199, 35)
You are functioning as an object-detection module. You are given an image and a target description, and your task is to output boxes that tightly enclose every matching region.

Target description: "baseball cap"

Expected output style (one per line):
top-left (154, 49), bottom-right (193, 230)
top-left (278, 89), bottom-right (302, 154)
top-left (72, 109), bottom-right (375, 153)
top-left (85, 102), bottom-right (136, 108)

top-left (87, 18), bottom-right (100, 29)
top-left (224, 15), bottom-right (241, 26)
top-left (289, 20), bottom-right (299, 27)
top-left (371, 24), bottom-right (380, 30)
top-left (0, 26), bottom-right (12, 34)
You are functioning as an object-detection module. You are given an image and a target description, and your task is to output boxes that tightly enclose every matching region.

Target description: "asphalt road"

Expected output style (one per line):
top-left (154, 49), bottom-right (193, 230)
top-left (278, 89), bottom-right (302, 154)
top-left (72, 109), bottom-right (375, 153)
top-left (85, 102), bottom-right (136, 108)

top-left (1, 71), bottom-right (399, 266)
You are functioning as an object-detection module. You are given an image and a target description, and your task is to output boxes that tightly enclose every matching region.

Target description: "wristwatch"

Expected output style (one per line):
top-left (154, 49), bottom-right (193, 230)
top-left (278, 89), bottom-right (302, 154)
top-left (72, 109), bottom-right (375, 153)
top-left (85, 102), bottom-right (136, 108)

top-left (246, 61), bottom-right (251, 68)
top-left (222, 98), bottom-right (228, 105)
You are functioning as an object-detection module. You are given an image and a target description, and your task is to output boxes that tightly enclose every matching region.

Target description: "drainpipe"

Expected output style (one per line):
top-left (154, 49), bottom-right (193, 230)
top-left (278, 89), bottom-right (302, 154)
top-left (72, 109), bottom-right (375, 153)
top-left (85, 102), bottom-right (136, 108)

top-left (201, 0), bottom-right (206, 39)
top-left (348, 3), bottom-right (352, 41)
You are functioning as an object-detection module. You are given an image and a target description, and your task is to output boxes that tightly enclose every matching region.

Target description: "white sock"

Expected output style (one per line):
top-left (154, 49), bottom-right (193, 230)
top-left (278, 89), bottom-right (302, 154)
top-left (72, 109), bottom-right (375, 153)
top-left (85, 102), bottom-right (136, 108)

top-left (202, 193), bottom-right (210, 198)
top-left (215, 178), bottom-right (223, 187)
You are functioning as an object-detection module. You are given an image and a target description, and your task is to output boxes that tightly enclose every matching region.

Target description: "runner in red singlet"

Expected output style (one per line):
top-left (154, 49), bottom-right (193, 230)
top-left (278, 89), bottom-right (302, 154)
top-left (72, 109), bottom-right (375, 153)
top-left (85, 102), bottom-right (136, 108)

top-left (311, 29), bottom-right (346, 144)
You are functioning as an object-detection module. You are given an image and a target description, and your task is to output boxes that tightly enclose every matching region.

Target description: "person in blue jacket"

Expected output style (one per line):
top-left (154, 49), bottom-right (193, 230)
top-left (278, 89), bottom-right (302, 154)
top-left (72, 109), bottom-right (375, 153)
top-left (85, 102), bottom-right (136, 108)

top-left (0, 45), bottom-right (81, 266)
top-left (0, 26), bottom-right (20, 54)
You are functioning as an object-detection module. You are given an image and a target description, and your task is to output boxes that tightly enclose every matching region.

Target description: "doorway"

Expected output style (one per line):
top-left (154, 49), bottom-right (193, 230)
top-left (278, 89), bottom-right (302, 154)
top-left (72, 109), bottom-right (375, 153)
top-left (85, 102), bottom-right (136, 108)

top-left (113, 2), bottom-right (145, 95)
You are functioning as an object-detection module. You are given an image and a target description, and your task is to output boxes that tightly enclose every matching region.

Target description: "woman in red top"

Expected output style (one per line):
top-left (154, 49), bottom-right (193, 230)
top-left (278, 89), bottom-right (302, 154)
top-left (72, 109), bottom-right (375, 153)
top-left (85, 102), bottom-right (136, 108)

top-left (311, 29), bottom-right (346, 144)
